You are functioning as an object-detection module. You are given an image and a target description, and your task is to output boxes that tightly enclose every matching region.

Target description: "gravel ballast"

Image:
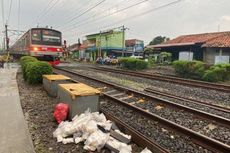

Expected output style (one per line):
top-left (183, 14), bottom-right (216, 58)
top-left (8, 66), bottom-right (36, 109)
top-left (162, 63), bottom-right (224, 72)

top-left (17, 73), bottom-right (106, 153)
top-left (54, 68), bottom-right (230, 145)
top-left (101, 100), bottom-right (213, 153)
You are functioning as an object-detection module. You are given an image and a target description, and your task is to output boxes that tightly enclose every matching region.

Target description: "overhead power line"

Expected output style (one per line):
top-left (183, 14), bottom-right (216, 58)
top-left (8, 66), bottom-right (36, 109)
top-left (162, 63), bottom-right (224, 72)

top-left (64, 0), bottom-right (183, 40)
top-left (57, 0), bottom-right (129, 30)
top-left (97, 0), bottom-right (184, 31)
top-left (36, 0), bottom-right (55, 21)
top-left (1, 0), bottom-right (5, 26)
top-left (56, 0), bottom-right (106, 29)
top-left (17, 0), bottom-right (21, 36)
top-left (59, 0), bottom-right (136, 31)
top-left (36, 0), bottom-right (60, 24)
top-left (6, 0), bottom-right (13, 24)
top-left (62, 0), bottom-right (149, 32)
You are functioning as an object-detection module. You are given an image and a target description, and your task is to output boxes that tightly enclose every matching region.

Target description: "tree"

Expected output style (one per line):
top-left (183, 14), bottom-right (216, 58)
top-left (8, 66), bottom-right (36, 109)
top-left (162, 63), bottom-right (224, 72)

top-left (149, 36), bottom-right (170, 45)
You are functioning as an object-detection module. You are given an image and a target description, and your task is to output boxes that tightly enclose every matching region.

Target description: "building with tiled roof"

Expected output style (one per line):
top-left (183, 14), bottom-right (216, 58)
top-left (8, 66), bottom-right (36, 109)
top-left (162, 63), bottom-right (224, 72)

top-left (148, 31), bottom-right (230, 64)
top-left (125, 39), bottom-right (144, 55)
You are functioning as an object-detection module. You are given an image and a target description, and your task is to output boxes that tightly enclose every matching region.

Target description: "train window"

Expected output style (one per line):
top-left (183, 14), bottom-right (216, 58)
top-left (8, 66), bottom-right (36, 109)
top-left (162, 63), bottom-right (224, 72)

top-left (42, 30), bottom-right (61, 43)
top-left (32, 30), bottom-right (41, 41)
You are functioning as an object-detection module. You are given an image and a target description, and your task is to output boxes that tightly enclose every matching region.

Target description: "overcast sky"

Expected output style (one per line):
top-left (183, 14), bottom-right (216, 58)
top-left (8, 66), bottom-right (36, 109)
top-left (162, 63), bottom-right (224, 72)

top-left (1, 0), bottom-right (230, 47)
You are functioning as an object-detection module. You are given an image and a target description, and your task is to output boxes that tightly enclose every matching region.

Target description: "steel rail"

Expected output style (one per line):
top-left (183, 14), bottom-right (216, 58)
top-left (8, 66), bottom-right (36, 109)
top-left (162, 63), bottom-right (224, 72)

top-left (102, 93), bottom-right (230, 153)
top-left (91, 66), bottom-right (230, 93)
top-left (144, 87), bottom-right (230, 114)
top-left (54, 67), bottom-right (230, 127)
top-left (53, 69), bottom-right (169, 152)
top-left (54, 67), bottom-right (230, 153)
top-left (101, 109), bottom-right (169, 153)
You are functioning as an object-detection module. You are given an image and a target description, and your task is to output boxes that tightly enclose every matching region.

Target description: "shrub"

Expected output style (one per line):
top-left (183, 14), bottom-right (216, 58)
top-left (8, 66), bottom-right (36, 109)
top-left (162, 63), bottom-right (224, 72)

top-left (118, 57), bottom-right (148, 70)
top-left (26, 61), bottom-right (53, 84)
top-left (172, 60), bottom-right (190, 77)
top-left (173, 60), bottom-right (206, 79)
top-left (20, 56), bottom-right (38, 80)
top-left (158, 52), bottom-right (172, 65)
top-left (203, 64), bottom-right (230, 82)
top-left (20, 56), bottom-right (37, 65)
top-left (148, 56), bottom-right (156, 67)
top-left (187, 60), bottom-right (206, 79)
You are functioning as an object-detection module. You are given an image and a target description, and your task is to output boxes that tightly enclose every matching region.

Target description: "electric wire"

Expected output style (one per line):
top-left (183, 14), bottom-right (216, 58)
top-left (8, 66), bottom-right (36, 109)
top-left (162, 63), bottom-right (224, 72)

top-left (6, 0), bottom-right (12, 24)
top-left (17, 0), bottom-right (21, 37)
top-left (1, 0), bottom-right (5, 26)
top-left (62, 0), bottom-right (149, 32)
top-left (56, 0), bottom-right (106, 29)
top-left (64, 0), bottom-right (183, 41)
top-left (58, 0), bottom-right (135, 30)
top-left (56, 0), bottom-right (128, 30)
top-left (37, 0), bottom-right (60, 24)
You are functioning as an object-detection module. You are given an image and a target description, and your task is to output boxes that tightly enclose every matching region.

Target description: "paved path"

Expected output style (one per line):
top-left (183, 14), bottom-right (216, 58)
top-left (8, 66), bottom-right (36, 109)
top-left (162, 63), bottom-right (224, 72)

top-left (0, 68), bottom-right (35, 153)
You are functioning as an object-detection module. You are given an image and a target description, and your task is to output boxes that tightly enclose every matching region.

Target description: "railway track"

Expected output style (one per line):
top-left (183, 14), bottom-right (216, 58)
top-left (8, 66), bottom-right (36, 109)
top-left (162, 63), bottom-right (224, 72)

top-left (53, 66), bottom-right (230, 153)
top-left (144, 87), bottom-right (230, 119)
top-left (91, 66), bottom-right (230, 93)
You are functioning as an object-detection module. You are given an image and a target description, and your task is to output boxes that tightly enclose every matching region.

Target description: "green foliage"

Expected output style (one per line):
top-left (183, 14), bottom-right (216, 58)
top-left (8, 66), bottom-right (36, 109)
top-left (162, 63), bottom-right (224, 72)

top-left (202, 64), bottom-right (230, 82)
top-left (148, 56), bottom-right (156, 66)
top-left (173, 60), bottom-right (189, 77)
top-left (118, 57), bottom-right (148, 70)
top-left (20, 56), bottom-right (38, 80)
top-left (26, 61), bottom-right (53, 84)
top-left (20, 56), bottom-right (37, 64)
top-left (20, 56), bottom-right (53, 84)
top-left (173, 60), bottom-right (206, 79)
top-left (173, 60), bottom-right (230, 82)
top-left (144, 47), bottom-right (152, 53)
top-left (158, 52), bottom-right (172, 65)
top-left (149, 36), bottom-right (170, 45)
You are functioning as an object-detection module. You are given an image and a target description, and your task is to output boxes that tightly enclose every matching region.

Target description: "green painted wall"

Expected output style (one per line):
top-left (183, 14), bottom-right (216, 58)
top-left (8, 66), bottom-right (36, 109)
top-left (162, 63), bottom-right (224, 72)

top-left (87, 31), bottom-right (123, 49)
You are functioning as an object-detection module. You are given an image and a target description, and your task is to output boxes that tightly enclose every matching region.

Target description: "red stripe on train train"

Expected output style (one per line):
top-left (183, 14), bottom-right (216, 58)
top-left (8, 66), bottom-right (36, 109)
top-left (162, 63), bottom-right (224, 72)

top-left (30, 46), bottom-right (63, 52)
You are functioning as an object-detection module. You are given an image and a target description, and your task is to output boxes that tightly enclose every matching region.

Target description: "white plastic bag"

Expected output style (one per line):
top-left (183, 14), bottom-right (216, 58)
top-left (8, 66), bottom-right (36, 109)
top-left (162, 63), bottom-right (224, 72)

top-left (114, 129), bottom-right (131, 140)
top-left (106, 136), bottom-right (132, 153)
top-left (140, 148), bottom-right (152, 153)
top-left (119, 145), bottom-right (132, 153)
top-left (62, 138), bottom-right (74, 144)
top-left (84, 130), bottom-right (110, 151)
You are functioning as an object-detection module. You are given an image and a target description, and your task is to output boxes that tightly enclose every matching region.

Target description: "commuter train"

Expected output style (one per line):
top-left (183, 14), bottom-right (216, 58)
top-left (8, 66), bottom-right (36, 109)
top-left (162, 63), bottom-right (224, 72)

top-left (10, 27), bottom-right (63, 65)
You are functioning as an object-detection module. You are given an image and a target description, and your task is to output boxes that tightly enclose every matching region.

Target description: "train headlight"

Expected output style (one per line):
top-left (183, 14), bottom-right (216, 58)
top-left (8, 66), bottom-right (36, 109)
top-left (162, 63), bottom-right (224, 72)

top-left (57, 48), bottom-right (60, 51)
top-left (33, 47), bottom-right (38, 51)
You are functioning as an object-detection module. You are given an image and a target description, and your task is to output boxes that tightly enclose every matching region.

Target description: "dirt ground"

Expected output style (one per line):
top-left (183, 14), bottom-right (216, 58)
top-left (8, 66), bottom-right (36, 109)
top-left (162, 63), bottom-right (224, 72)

top-left (17, 72), bottom-right (105, 153)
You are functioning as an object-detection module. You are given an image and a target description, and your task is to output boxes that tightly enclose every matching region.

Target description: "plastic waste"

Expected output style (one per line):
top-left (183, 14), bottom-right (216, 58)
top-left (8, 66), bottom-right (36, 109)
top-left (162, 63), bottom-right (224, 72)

top-left (53, 110), bottom-right (132, 152)
top-left (106, 136), bottom-right (132, 153)
top-left (62, 138), bottom-right (74, 144)
top-left (53, 103), bottom-right (69, 124)
top-left (119, 145), bottom-right (132, 153)
top-left (84, 130), bottom-right (110, 151)
top-left (140, 148), bottom-right (152, 153)
top-left (114, 129), bottom-right (131, 140)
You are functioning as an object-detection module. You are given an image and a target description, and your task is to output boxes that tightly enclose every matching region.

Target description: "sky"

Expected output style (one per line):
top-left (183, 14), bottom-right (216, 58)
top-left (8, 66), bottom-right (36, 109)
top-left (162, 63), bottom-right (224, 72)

top-left (1, 0), bottom-right (230, 48)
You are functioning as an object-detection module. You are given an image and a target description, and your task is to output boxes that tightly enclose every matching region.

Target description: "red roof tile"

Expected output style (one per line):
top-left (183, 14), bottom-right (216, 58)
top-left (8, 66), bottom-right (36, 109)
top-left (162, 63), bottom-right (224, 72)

top-left (125, 39), bottom-right (137, 45)
top-left (161, 31), bottom-right (230, 48)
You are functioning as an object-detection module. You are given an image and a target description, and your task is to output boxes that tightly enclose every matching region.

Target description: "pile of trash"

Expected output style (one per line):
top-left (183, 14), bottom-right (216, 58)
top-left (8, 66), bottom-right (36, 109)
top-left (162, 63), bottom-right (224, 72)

top-left (53, 110), bottom-right (152, 153)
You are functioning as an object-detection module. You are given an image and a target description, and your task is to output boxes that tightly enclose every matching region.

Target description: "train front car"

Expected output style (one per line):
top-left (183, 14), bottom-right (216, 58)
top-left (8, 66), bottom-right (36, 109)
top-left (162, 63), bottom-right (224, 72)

top-left (29, 28), bottom-right (63, 65)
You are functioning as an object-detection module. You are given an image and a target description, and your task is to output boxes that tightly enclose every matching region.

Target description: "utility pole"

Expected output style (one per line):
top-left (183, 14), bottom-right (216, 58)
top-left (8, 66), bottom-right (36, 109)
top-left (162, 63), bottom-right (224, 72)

top-left (121, 25), bottom-right (128, 57)
top-left (5, 24), bottom-right (9, 53)
top-left (3, 37), bottom-right (5, 52)
top-left (99, 31), bottom-right (102, 57)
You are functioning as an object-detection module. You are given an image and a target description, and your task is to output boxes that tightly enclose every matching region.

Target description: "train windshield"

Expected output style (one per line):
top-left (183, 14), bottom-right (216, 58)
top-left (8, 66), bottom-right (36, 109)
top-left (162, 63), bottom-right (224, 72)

top-left (42, 30), bottom-right (61, 43)
top-left (32, 30), bottom-right (41, 41)
top-left (31, 29), bottom-right (61, 46)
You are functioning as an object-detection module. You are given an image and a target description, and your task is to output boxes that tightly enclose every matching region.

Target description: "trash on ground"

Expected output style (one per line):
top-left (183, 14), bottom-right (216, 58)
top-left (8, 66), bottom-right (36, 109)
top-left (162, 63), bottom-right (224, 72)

top-left (53, 110), bottom-right (133, 152)
top-left (140, 148), bottom-right (152, 153)
top-left (53, 103), bottom-right (69, 124)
